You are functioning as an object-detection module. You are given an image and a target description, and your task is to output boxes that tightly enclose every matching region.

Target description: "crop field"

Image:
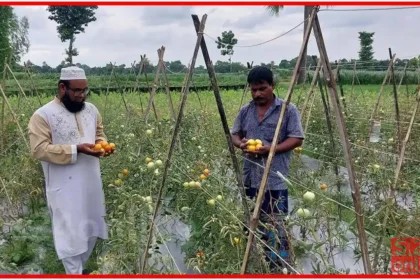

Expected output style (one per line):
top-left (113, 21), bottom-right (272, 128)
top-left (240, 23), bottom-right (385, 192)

top-left (4, 68), bottom-right (420, 96)
top-left (0, 75), bottom-right (419, 275)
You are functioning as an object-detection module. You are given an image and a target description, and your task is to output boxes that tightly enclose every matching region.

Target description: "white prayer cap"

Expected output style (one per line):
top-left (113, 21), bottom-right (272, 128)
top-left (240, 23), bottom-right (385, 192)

top-left (60, 66), bottom-right (87, 80)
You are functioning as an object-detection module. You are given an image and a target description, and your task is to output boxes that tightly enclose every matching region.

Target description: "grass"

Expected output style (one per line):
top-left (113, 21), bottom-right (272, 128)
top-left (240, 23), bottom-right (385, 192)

top-left (0, 80), bottom-right (419, 274)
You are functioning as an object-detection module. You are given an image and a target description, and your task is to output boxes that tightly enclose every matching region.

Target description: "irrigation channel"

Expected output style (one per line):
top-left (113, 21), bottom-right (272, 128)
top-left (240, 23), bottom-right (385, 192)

top-left (0, 153), bottom-right (415, 274)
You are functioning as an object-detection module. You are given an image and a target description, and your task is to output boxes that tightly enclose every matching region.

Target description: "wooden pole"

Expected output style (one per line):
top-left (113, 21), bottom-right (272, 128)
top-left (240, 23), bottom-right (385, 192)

top-left (397, 61), bottom-right (408, 94)
top-left (103, 62), bottom-right (116, 123)
top-left (301, 58), bottom-right (322, 116)
top-left (144, 47), bottom-right (166, 123)
top-left (335, 61), bottom-right (347, 117)
top-left (140, 14), bottom-right (207, 274)
top-left (388, 48), bottom-right (401, 153)
top-left (159, 47), bottom-right (177, 121)
top-left (112, 68), bottom-right (129, 112)
top-left (192, 14), bottom-right (251, 226)
top-left (367, 55), bottom-right (395, 141)
top-left (240, 6), bottom-right (318, 274)
top-left (317, 65), bottom-right (342, 220)
top-left (6, 64), bottom-right (27, 99)
top-left (142, 59), bottom-right (159, 121)
top-left (24, 62), bottom-right (42, 106)
top-left (312, 13), bottom-right (372, 274)
top-left (131, 56), bottom-right (145, 113)
top-left (238, 61), bottom-right (253, 112)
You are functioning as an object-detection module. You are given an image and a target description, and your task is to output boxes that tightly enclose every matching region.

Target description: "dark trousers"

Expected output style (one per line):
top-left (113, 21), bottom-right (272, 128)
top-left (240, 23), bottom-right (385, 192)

top-left (245, 187), bottom-right (290, 266)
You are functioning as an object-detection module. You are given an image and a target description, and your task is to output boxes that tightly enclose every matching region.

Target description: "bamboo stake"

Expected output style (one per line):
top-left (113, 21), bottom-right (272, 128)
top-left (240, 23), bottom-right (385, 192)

top-left (192, 14), bottom-right (251, 227)
top-left (159, 48), bottom-right (176, 120)
top-left (103, 62), bottom-right (116, 123)
top-left (301, 58), bottom-right (322, 116)
top-left (179, 63), bottom-right (189, 102)
top-left (372, 85), bottom-right (420, 273)
top-left (351, 61), bottom-right (356, 95)
top-left (23, 62), bottom-right (42, 106)
top-left (190, 74), bottom-right (203, 111)
top-left (144, 47), bottom-right (166, 123)
top-left (388, 48), bottom-right (401, 153)
top-left (312, 13), bottom-right (372, 274)
top-left (131, 56), bottom-right (145, 113)
top-left (240, 6), bottom-right (318, 274)
top-left (6, 64), bottom-right (27, 100)
top-left (303, 91), bottom-right (316, 135)
top-left (140, 14), bottom-right (207, 273)
top-left (367, 54), bottom-right (396, 141)
top-left (112, 68), bottom-right (129, 112)
top-left (0, 175), bottom-right (12, 206)
top-left (238, 62), bottom-right (253, 113)
top-left (0, 84), bottom-right (29, 150)
top-left (142, 60), bottom-right (159, 121)
top-left (317, 65), bottom-right (342, 220)
top-left (397, 61), bottom-right (408, 94)
top-left (335, 61), bottom-right (347, 117)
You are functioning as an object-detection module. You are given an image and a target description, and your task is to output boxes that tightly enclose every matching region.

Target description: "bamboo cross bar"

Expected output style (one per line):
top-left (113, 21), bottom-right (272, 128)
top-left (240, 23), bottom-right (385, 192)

top-left (240, 6), bottom-right (318, 274)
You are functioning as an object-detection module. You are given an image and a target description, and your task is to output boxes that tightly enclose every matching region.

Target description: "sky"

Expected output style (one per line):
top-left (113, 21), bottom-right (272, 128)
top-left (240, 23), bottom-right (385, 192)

top-left (11, 5), bottom-right (420, 68)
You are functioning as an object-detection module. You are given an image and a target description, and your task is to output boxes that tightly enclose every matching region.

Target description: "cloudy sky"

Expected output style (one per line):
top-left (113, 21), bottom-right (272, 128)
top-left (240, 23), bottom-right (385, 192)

top-left (12, 5), bottom-right (420, 68)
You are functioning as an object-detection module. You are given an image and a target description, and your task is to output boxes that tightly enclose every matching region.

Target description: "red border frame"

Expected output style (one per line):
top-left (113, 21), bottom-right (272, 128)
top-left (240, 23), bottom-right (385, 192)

top-left (1, 0), bottom-right (419, 277)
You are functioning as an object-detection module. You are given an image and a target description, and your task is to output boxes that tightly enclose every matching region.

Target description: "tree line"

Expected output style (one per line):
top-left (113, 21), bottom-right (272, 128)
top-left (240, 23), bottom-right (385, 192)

top-left (15, 54), bottom-right (419, 76)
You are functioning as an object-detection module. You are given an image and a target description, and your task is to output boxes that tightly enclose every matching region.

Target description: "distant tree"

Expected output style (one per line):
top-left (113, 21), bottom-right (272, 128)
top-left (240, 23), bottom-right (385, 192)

top-left (358, 31), bottom-right (375, 62)
top-left (10, 14), bottom-right (30, 64)
top-left (0, 6), bottom-right (30, 69)
top-left (0, 6), bottom-right (13, 69)
top-left (46, 6), bottom-right (98, 65)
top-left (216, 30), bottom-right (238, 72)
top-left (167, 60), bottom-right (186, 73)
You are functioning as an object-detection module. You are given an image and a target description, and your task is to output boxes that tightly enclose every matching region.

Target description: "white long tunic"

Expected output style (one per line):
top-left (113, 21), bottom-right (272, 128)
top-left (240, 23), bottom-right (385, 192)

top-left (28, 97), bottom-right (108, 260)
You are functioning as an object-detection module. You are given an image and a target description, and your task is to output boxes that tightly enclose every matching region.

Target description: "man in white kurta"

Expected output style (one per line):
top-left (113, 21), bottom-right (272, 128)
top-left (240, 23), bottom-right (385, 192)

top-left (28, 67), bottom-right (109, 274)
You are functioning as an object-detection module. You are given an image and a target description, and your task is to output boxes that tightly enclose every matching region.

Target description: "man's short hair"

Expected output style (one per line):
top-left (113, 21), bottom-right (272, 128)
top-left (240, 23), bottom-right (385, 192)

top-left (247, 66), bottom-right (274, 85)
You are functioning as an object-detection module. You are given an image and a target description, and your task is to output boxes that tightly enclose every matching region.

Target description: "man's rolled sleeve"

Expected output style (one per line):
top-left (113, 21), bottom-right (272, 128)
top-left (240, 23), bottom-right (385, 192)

top-left (230, 111), bottom-right (243, 136)
top-left (286, 104), bottom-right (305, 139)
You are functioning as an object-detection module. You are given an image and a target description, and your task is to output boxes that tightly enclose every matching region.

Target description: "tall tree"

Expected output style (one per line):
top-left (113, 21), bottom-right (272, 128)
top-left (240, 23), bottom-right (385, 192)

top-left (0, 6), bottom-right (14, 69)
top-left (10, 14), bottom-right (30, 65)
top-left (46, 6), bottom-right (98, 65)
top-left (0, 6), bottom-right (30, 69)
top-left (216, 30), bottom-right (238, 72)
top-left (358, 31), bottom-right (375, 62)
